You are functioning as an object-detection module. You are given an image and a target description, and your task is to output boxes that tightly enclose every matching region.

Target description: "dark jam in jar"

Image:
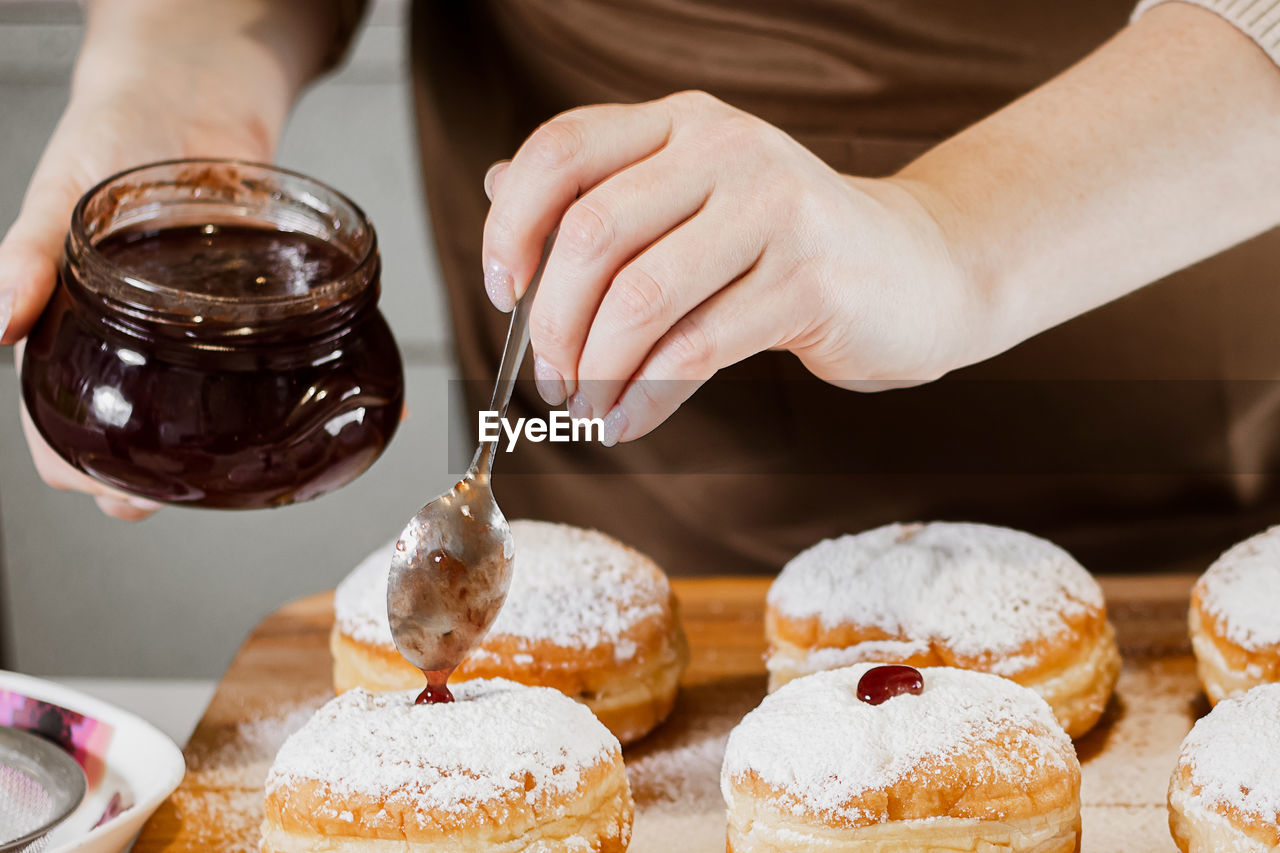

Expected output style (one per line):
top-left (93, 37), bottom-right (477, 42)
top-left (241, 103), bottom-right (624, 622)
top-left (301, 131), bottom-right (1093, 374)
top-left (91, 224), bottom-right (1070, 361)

top-left (96, 224), bottom-right (356, 300)
top-left (20, 160), bottom-right (404, 509)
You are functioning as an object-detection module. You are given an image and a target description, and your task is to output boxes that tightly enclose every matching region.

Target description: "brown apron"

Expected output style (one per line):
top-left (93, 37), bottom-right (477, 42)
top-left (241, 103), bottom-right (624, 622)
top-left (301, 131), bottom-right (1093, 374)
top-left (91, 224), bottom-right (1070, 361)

top-left (407, 0), bottom-right (1280, 576)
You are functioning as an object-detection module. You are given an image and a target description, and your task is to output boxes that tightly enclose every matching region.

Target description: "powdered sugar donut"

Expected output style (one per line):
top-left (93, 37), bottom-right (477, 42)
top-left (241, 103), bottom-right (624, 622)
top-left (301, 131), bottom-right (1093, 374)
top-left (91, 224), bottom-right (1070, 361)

top-left (261, 681), bottom-right (632, 852)
top-left (721, 663), bottom-right (1082, 853)
top-left (331, 520), bottom-right (688, 744)
top-left (1190, 527), bottom-right (1280, 705)
top-left (1168, 683), bottom-right (1280, 852)
top-left (765, 521), bottom-right (1121, 738)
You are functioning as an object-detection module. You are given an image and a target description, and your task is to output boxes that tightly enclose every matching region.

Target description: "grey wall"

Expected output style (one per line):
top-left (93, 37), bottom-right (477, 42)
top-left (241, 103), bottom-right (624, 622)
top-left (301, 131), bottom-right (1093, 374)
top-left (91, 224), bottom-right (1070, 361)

top-left (0, 1), bottom-right (467, 676)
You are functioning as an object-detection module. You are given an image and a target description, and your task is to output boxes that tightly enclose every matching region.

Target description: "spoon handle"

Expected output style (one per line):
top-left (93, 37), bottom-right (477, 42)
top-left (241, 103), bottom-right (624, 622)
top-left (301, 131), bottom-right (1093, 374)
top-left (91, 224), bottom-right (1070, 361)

top-left (473, 232), bottom-right (556, 476)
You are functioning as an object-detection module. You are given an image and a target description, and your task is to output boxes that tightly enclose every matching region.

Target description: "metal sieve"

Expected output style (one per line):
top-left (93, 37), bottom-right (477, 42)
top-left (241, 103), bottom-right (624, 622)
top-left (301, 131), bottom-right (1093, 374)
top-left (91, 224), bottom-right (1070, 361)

top-left (0, 727), bottom-right (86, 853)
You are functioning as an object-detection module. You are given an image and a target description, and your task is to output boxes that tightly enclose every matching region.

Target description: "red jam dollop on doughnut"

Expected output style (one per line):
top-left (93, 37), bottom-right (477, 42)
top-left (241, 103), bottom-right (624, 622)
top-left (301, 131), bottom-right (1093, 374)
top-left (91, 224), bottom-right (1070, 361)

top-left (857, 665), bottom-right (924, 705)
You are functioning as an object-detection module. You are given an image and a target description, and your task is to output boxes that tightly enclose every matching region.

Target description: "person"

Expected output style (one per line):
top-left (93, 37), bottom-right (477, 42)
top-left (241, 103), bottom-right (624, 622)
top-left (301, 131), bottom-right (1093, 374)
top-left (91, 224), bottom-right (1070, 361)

top-left (2, 0), bottom-right (1279, 576)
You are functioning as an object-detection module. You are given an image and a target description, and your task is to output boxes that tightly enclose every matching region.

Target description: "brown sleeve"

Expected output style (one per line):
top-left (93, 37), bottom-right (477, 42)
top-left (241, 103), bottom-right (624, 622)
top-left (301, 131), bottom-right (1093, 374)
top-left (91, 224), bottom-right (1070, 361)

top-left (322, 0), bottom-right (370, 71)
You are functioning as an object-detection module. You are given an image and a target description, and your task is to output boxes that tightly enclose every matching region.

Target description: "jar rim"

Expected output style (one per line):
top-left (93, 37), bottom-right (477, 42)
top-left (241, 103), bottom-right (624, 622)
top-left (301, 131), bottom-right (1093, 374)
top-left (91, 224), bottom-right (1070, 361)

top-left (67, 158), bottom-right (379, 321)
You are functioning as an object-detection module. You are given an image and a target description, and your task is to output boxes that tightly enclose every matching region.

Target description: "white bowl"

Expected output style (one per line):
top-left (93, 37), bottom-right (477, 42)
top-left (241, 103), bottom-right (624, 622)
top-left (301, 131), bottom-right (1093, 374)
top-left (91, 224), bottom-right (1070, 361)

top-left (0, 670), bottom-right (185, 853)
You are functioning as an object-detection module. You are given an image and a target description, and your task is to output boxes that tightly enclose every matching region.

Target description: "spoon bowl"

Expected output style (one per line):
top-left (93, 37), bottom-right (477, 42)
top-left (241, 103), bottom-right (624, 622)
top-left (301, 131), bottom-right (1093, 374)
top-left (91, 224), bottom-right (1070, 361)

top-left (387, 469), bottom-right (514, 673)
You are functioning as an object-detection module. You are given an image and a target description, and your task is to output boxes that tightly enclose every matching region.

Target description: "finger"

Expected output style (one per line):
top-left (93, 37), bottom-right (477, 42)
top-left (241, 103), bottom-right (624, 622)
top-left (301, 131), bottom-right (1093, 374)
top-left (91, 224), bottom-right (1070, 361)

top-left (17, 366), bottom-right (164, 511)
top-left (0, 287), bottom-right (14, 345)
top-left (94, 494), bottom-right (158, 522)
top-left (21, 403), bottom-right (149, 501)
top-left (0, 239), bottom-right (60, 347)
top-left (600, 263), bottom-right (790, 446)
top-left (28, 428), bottom-right (164, 514)
top-left (482, 99), bottom-right (675, 311)
top-left (0, 165), bottom-right (92, 345)
top-left (573, 202), bottom-right (765, 418)
top-left (529, 150), bottom-right (714, 409)
top-left (483, 160), bottom-right (510, 202)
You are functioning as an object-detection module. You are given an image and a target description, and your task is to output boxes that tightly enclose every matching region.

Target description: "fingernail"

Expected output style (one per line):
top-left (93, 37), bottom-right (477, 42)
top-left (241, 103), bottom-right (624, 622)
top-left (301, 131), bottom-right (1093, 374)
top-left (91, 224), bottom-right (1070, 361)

top-left (483, 162), bottom-right (508, 202)
top-left (128, 497), bottom-right (163, 511)
top-left (533, 356), bottom-right (566, 405)
top-left (568, 392), bottom-right (593, 421)
top-left (0, 289), bottom-right (14, 344)
top-left (602, 406), bottom-right (628, 447)
top-left (484, 260), bottom-right (516, 312)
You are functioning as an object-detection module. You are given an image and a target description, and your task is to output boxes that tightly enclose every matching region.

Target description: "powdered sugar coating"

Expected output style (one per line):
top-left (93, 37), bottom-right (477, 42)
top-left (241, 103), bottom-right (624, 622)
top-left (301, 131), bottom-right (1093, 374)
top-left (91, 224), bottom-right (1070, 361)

top-left (1177, 683), bottom-right (1280, 824)
top-left (777, 641), bottom-right (933, 671)
top-left (721, 664), bottom-right (1075, 821)
top-left (264, 681), bottom-right (619, 813)
top-left (1199, 527), bottom-right (1280, 649)
top-left (768, 522), bottom-right (1104, 672)
top-left (334, 520), bottom-right (670, 662)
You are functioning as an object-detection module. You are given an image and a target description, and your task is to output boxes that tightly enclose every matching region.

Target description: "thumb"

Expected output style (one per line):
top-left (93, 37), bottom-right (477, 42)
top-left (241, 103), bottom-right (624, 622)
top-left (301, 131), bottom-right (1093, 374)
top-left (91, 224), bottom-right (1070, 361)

top-left (0, 169), bottom-right (95, 346)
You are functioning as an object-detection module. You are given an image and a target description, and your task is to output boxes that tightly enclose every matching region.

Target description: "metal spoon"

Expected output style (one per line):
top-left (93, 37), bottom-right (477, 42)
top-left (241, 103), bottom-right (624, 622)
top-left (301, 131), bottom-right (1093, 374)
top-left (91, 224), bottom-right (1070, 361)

top-left (387, 237), bottom-right (553, 696)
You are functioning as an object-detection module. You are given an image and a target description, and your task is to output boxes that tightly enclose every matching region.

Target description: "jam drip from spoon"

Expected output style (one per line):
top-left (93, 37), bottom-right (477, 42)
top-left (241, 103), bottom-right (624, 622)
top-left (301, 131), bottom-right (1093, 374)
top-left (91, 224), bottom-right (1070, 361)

top-left (415, 668), bottom-right (456, 705)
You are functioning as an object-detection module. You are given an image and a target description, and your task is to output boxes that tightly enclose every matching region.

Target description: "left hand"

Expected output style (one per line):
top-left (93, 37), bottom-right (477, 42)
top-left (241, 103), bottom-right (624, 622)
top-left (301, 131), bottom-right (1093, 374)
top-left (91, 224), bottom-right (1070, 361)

top-left (481, 90), bottom-right (984, 446)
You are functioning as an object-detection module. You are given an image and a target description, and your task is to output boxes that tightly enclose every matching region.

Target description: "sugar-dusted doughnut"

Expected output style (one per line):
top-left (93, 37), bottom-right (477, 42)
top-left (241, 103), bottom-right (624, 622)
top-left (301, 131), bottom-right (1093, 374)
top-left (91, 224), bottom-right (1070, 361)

top-left (1190, 526), bottom-right (1280, 705)
top-left (766, 521), bottom-right (1120, 738)
top-left (721, 663), bottom-right (1082, 852)
top-left (1168, 683), bottom-right (1280, 852)
top-left (261, 681), bottom-right (632, 852)
top-left (332, 519), bottom-right (688, 744)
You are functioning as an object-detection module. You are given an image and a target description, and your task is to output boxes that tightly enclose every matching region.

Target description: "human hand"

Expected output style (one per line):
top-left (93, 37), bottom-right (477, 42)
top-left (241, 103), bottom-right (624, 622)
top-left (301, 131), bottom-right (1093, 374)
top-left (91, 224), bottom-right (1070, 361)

top-left (0, 1), bottom-right (318, 519)
top-left (480, 91), bottom-right (986, 446)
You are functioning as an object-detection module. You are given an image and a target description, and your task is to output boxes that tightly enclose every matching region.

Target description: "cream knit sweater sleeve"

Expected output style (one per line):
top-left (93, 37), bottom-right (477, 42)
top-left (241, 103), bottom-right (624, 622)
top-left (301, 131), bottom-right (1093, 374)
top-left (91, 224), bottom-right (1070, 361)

top-left (1133, 0), bottom-right (1280, 64)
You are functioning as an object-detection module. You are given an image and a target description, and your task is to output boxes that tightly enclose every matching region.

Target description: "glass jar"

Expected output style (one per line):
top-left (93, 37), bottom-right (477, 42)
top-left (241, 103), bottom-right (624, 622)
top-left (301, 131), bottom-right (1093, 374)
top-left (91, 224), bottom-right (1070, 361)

top-left (20, 159), bottom-right (405, 509)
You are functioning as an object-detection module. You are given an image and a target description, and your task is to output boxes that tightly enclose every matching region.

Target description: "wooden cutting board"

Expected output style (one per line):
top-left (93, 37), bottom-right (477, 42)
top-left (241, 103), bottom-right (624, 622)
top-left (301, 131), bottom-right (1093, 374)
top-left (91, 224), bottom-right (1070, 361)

top-left (134, 574), bottom-right (1203, 853)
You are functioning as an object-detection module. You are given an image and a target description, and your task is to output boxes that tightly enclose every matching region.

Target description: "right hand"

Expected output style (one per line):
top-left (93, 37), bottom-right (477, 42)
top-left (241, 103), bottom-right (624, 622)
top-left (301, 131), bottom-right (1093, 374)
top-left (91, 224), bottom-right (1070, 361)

top-left (0, 11), bottom-right (299, 520)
